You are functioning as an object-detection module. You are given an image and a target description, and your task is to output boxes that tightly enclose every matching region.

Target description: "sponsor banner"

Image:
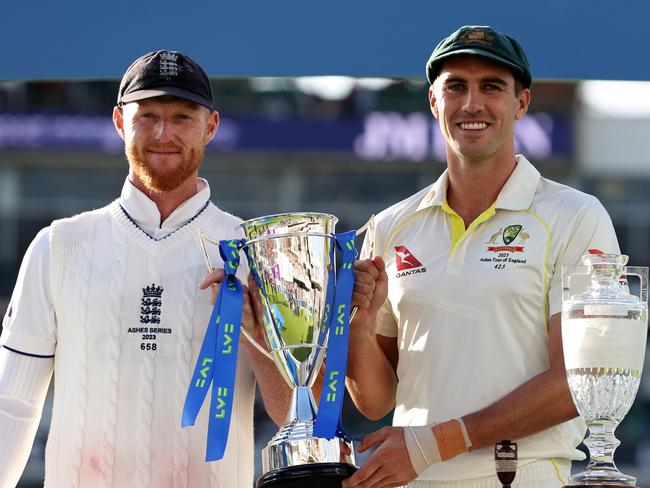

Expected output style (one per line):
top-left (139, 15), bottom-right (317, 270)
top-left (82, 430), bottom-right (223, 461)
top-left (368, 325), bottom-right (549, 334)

top-left (0, 112), bottom-right (571, 162)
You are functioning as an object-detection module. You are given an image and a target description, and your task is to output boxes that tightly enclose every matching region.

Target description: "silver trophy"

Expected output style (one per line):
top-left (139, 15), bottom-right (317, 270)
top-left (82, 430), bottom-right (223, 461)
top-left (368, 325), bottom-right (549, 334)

top-left (200, 212), bottom-right (371, 487)
top-left (562, 253), bottom-right (648, 487)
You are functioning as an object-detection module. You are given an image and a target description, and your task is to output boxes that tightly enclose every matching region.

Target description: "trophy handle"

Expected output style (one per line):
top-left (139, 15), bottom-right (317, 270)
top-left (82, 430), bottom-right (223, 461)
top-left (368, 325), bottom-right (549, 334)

top-left (623, 266), bottom-right (649, 303)
top-left (239, 326), bottom-right (274, 360)
top-left (562, 265), bottom-right (589, 302)
top-left (355, 214), bottom-right (375, 239)
top-left (199, 230), bottom-right (274, 360)
top-left (199, 229), bottom-right (219, 272)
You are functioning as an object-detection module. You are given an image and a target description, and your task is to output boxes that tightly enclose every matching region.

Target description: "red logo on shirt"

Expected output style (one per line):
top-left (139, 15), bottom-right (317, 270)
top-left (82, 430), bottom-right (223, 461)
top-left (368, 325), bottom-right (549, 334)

top-left (394, 246), bottom-right (423, 271)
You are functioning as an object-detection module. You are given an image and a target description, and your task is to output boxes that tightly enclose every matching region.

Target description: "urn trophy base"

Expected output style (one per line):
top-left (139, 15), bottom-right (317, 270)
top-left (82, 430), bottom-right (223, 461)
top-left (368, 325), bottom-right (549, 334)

top-left (565, 485), bottom-right (639, 487)
top-left (563, 461), bottom-right (640, 487)
top-left (564, 468), bottom-right (639, 488)
top-left (256, 462), bottom-right (357, 488)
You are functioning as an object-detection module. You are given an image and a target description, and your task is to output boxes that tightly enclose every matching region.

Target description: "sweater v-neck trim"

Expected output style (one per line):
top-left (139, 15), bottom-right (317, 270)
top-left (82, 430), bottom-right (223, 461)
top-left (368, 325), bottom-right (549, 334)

top-left (108, 199), bottom-right (214, 256)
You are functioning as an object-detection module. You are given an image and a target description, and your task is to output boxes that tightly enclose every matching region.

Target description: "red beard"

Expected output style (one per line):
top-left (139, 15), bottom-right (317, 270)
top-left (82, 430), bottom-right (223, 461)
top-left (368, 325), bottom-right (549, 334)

top-left (126, 141), bottom-right (204, 193)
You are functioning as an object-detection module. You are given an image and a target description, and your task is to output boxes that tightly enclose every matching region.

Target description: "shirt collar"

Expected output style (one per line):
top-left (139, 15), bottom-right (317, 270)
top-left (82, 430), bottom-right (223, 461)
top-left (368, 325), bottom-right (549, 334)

top-left (416, 170), bottom-right (449, 212)
top-left (119, 177), bottom-right (211, 232)
top-left (415, 155), bottom-right (540, 212)
top-left (494, 155), bottom-right (540, 211)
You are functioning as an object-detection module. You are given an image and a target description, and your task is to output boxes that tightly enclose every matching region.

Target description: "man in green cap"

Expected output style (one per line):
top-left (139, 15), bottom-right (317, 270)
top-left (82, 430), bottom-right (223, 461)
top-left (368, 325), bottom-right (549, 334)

top-left (344, 26), bottom-right (619, 487)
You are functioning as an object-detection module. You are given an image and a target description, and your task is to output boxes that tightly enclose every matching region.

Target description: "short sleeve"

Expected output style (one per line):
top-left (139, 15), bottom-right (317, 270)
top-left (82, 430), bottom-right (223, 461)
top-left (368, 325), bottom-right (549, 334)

top-left (359, 215), bottom-right (376, 261)
top-left (0, 228), bottom-right (56, 357)
top-left (547, 198), bottom-right (620, 317)
top-left (359, 215), bottom-right (398, 337)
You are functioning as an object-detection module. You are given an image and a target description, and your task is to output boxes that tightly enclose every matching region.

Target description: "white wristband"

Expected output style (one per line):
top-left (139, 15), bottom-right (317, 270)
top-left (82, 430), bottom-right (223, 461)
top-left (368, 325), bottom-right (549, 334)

top-left (404, 425), bottom-right (441, 475)
top-left (404, 418), bottom-right (473, 475)
top-left (458, 417), bottom-right (472, 449)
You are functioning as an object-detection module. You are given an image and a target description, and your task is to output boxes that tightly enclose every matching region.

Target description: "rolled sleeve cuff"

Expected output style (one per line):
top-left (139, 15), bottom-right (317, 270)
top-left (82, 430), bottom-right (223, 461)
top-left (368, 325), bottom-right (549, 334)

top-left (1, 331), bottom-right (55, 358)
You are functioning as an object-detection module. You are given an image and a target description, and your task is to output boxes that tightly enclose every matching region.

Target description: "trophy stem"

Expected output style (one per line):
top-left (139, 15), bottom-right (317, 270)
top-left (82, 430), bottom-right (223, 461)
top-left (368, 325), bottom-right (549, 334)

top-left (568, 419), bottom-right (636, 486)
top-left (584, 419), bottom-right (620, 471)
top-left (285, 386), bottom-right (318, 428)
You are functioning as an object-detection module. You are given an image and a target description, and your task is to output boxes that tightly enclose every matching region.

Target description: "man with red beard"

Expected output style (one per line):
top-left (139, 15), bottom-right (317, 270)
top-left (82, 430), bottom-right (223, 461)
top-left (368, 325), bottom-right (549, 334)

top-left (0, 50), bottom-right (289, 487)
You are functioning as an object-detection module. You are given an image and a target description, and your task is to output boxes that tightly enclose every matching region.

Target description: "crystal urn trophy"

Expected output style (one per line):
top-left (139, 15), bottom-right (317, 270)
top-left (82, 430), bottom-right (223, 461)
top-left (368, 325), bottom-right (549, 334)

top-left (562, 253), bottom-right (648, 487)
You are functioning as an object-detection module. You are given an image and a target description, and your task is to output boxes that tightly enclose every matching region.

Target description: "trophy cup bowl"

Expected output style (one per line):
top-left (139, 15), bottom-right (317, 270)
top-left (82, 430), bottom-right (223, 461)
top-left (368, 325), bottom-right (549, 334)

top-left (562, 253), bottom-right (648, 487)
top-left (240, 213), bottom-right (357, 488)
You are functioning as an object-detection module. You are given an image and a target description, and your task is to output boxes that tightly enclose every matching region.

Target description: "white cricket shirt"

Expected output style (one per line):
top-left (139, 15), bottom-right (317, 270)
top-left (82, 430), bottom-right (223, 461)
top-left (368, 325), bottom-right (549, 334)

top-left (364, 156), bottom-right (620, 481)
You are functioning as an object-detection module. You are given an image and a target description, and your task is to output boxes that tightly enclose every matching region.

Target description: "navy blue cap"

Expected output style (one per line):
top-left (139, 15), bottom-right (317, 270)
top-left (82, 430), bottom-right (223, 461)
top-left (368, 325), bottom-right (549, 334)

top-left (117, 50), bottom-right (215, 110)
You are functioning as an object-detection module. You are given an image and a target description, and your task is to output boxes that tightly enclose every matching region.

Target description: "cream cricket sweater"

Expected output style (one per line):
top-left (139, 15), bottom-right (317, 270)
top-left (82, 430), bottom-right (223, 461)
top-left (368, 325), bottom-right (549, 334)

top-left (20, 198), bottom-right (254, 487)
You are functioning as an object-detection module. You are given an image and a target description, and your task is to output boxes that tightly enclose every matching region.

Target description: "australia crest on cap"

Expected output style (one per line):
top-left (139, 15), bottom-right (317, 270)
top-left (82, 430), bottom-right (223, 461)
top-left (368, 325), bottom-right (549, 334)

top-left (459, 27), bottom-right (496, 46)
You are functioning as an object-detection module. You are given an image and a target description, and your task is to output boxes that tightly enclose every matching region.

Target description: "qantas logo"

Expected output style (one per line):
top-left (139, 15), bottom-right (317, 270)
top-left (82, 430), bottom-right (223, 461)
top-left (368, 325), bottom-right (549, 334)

top-left (394, 246), bottom-right (426, 278)
top-left (395, 246), bottom-right (422, 270)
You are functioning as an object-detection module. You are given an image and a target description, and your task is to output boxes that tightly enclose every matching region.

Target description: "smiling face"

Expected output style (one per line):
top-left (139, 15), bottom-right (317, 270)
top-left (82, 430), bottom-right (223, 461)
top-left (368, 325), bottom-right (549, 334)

top-left (429, 55), bottom-right (530, 165)
top-left (113, 96), bottom-right (219, 193)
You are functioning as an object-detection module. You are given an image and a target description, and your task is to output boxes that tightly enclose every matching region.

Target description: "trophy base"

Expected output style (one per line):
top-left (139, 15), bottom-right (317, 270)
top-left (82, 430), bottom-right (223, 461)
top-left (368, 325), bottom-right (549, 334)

top-left (565, 468), bottom-right (639, 487)
top-left (256, 462), bottom-right (357, 488)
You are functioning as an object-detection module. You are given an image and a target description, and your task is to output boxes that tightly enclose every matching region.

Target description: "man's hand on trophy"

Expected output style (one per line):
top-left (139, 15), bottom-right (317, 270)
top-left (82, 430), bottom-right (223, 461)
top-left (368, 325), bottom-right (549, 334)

top-left (341, 426), bottom-right (416, 488)
top-left (342, 419), bottom-right (473, 487)
top-left (245, 272), bottom-right (267, 341)
top-left (199, 269), bottom-right (258, 334)
top-left (352, 256), bottom-right (388, 318)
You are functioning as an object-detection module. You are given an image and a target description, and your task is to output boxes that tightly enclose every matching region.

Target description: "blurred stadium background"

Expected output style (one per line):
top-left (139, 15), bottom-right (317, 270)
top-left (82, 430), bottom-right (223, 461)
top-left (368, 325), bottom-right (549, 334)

top-left (2, 76), bottom-right (650, 486)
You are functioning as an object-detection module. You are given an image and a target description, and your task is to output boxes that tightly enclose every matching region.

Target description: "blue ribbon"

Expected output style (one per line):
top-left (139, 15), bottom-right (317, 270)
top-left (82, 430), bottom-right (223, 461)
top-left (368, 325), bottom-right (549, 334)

top-left (313, 230), bottom-right (357, 440)
top-left (182, 238), bottom-right (245, 461)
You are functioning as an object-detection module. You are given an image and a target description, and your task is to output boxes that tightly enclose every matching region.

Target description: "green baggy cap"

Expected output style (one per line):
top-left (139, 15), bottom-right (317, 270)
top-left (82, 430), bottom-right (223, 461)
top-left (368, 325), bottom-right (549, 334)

top-left (426, 26), bottom-right (532, 88)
